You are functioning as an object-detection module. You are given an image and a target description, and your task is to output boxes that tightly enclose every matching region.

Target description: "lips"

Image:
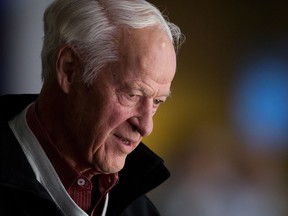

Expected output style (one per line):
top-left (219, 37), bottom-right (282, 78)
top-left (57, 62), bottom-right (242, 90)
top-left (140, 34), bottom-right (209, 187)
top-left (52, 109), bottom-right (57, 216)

top-left (113, 134), bottom-right (139, 152)
top-left (118, 136), bottom-right (131, 145)
top-left (114, 134), bottom-right (132, 145)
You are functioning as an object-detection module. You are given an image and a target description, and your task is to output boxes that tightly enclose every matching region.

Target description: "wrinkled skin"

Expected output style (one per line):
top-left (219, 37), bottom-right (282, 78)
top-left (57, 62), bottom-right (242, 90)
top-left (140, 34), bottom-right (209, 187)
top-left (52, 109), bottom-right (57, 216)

top-left (37, 27), bottom-right (176, 178)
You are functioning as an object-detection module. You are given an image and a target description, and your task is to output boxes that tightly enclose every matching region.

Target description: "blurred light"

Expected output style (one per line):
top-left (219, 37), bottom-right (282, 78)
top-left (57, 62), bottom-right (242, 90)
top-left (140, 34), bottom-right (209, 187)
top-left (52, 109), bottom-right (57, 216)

top-left (231, 55), bottom-right (288, 151)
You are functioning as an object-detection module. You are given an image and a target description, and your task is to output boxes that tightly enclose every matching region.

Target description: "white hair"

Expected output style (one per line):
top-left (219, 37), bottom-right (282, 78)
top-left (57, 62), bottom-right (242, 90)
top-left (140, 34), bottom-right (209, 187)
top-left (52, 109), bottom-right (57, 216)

top-left (41, 0), bottom-right (184, 85)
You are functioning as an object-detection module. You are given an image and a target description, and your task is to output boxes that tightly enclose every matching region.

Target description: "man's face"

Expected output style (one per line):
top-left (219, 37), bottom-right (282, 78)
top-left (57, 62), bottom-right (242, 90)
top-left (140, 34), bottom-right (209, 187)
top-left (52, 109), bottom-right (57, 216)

top-left (68, 27), bottom-right (176, 175)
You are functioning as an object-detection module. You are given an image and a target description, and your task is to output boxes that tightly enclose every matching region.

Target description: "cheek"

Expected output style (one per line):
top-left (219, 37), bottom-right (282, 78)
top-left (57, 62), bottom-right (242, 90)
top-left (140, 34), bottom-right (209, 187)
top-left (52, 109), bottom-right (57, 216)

top-left (103, 100), bottom-right (139, 133)
top-left (89, 106), bottom-right (131, 152)
top-left (80, 94), bottom-right (135, 143)
top-left (106, 105), bottom-right (133, 127)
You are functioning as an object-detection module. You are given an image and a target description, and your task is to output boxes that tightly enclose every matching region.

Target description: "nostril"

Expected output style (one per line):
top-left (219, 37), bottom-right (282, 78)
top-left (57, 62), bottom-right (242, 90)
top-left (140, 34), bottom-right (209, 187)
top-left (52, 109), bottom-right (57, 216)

top-left (131, 124), bottom-right (138, 132)
top-left (128, 108), bottom-right (154, 137)
top-left (129, 119), bottom-right (147, 136)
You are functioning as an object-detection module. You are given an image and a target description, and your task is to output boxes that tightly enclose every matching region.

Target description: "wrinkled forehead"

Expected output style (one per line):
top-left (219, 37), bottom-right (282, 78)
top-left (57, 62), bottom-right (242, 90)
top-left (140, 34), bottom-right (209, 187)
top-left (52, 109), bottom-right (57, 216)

top-left (118, 26), bottom-right (176, 81)
top-left (119, 26), bottom-right (173, 56)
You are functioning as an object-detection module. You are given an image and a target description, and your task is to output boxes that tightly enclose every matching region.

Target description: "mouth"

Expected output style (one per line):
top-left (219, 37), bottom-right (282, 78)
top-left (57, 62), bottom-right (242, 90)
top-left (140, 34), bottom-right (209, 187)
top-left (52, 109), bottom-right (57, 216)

top-left (118, 136), bottom-right (131, 145)
top-left (113, 134), bottom-right (139, 153)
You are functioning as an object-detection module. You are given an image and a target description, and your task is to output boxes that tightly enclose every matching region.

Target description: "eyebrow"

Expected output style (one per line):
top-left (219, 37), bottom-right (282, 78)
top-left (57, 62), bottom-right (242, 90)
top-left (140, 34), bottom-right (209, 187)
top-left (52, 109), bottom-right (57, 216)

top-left (121, 83), bottom-right (171, 98)
top-left (139, 87), bottom-right (172, 99)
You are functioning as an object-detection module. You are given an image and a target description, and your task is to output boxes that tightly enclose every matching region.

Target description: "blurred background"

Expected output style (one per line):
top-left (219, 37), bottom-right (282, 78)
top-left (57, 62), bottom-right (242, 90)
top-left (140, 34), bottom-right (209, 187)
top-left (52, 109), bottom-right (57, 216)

top-left (1, 0), bottom-right (288, 215)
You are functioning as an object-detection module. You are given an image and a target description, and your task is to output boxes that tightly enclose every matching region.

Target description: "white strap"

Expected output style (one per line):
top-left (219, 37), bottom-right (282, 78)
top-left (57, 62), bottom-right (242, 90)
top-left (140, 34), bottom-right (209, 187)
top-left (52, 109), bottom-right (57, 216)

top-left (101, 193), bottom-right (109, 216)
top-left (9, 106), bottom-right (91, 216)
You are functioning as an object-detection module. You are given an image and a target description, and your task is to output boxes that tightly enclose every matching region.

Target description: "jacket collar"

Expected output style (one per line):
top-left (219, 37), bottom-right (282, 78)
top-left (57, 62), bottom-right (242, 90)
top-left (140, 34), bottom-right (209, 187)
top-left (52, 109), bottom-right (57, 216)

top-left (108, 143), bottom-right (170, 215)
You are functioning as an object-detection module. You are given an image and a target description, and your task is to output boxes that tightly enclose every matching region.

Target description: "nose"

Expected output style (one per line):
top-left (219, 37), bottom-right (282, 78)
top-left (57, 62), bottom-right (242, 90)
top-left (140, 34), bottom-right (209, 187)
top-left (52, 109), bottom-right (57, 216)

top-left (129, 100), bottom-right (154, 137)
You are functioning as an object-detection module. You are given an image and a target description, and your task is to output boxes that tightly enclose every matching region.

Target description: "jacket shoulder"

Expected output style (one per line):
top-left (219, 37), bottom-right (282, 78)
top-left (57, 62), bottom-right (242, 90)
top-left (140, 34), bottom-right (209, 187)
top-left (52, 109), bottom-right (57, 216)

top-left (0, 94), bottom-right (38, 121)
top-left (119, 195), bottom-right (160, 216)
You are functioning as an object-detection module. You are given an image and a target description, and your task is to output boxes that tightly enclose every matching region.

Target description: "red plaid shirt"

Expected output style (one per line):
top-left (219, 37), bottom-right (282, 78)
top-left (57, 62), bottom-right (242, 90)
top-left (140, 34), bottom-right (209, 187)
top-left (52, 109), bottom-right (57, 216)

top-left (26, 102), bottom-right (118, 215)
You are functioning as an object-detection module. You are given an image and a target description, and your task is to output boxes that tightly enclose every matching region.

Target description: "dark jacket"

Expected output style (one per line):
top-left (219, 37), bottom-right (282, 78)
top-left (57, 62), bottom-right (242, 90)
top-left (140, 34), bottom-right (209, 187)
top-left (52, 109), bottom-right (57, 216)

top-left (0, 94), bottom-right (170, 216)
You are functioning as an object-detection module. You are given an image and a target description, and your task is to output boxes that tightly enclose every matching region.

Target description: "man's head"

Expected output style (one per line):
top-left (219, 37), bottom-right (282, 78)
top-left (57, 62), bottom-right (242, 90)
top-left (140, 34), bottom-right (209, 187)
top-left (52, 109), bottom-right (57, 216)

top-left (41, 0), bottom-right (183, 84)
top-left (39, 0), bottom-right (184, 176)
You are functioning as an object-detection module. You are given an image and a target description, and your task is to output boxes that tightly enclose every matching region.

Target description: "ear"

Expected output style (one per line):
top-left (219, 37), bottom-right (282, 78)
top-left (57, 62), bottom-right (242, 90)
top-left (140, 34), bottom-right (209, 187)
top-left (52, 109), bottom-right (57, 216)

top-left (56, 46), bottom-right (80, 94)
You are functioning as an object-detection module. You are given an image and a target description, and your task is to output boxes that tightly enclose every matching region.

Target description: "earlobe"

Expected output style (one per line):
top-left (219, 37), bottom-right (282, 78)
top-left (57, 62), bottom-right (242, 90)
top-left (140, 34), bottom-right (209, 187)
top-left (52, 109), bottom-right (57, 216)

top-left (56, 46), bottom-right (79, 94)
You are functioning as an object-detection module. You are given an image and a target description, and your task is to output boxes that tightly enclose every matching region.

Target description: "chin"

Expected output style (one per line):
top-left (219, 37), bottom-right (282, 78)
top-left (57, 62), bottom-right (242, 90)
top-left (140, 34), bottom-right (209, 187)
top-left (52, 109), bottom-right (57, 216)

top-left (95, 156), bottom-right (127, 174)
top-left (108, 160), bottom-right (126, 174)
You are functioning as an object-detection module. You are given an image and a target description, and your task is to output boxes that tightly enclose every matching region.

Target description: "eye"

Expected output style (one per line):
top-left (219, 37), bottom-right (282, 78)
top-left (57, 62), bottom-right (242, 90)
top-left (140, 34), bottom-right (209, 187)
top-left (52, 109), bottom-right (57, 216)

top-left (128, 94), bottom-right (138, 100)
top-left (153, 99), bottom-right (164, 108)
top-left (118, 92), bottom-right (141, 106)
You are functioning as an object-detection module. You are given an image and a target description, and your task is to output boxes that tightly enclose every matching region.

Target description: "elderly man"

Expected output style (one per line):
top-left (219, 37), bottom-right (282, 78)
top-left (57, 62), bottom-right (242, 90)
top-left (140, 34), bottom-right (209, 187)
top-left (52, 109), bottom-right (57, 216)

top-left (0, 0), bottom-right (184, 215)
